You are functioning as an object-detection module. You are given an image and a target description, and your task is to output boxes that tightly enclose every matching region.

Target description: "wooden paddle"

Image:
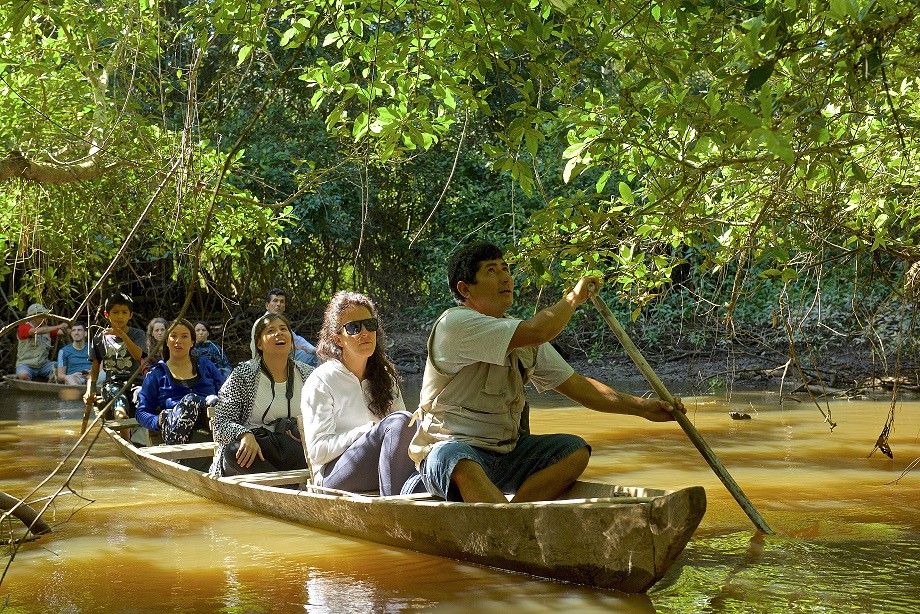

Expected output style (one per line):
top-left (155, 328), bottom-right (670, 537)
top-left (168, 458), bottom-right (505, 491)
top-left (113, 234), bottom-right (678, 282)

top-left (80, 396), bottom-right (94, 434)
top-left (590, 293), bottom-right (774, 535)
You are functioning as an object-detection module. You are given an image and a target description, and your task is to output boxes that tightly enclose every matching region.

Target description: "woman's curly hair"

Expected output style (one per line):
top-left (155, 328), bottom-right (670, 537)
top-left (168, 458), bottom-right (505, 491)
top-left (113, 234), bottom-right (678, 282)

top-left (316, 291), bottom-right (400, 419)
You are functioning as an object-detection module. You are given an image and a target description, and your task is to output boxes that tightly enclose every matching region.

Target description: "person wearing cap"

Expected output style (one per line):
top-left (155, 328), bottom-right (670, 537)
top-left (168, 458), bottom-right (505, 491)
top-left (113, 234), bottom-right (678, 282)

top-left (16, 303), bottom-right (67, 381)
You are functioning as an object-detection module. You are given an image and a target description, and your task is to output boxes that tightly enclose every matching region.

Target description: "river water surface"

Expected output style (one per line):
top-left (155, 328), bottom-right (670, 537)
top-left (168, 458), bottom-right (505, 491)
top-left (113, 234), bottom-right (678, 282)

top-left (1, 385), bottom-right (918, 612)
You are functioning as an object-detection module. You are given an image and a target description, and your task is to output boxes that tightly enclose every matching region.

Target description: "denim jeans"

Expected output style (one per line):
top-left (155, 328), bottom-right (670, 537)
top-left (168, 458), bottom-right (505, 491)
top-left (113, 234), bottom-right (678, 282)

top-left (16, 362), bottom-right (55, 381)
top-left (420, 433), bottom-right (589, 501)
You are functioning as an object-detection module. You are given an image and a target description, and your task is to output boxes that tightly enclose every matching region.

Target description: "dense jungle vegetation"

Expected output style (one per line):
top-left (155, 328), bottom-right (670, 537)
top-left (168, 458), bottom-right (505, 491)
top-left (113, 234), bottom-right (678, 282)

top-left (2, 0), bottom-right (919, 386)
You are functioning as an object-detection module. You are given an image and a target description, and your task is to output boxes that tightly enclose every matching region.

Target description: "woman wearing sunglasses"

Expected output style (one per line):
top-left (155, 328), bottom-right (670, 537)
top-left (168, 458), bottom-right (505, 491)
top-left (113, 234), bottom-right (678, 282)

top-left (302, 291), bottom-right (419, 496)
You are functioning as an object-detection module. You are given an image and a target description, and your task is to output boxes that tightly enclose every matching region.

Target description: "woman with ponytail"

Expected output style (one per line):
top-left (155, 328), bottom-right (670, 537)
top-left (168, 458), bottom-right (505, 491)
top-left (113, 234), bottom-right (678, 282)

top-left (209, 313), bottom-right (313, 477)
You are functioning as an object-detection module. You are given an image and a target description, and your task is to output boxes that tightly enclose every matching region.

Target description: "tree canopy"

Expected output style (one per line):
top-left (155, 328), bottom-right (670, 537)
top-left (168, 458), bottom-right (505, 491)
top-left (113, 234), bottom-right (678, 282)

top-left (2, 0), bottom-right (918, 325)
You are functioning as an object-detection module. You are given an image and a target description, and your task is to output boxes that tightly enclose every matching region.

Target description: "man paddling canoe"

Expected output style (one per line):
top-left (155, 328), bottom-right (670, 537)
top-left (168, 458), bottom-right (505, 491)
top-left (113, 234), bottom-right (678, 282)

top-left (408, 240), bottom-right (685, 503)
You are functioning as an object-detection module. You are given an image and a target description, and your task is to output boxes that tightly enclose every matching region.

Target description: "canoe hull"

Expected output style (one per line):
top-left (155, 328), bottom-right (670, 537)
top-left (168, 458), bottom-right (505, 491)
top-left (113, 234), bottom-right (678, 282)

top-left (102, 424), bottom-right (705, 592)
top-left (4, 374), bottom-right (84, 398)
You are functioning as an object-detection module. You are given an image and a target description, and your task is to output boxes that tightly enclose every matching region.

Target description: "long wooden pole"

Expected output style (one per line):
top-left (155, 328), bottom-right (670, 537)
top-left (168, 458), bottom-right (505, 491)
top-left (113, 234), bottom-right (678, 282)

top-left (80, 398), bottom-right (93, 434)
top-left (591, 294), bottom-right (773, 534)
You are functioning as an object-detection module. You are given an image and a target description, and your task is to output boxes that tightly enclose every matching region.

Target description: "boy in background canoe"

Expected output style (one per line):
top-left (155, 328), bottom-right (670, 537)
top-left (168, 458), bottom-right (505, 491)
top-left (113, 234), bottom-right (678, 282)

top-left (56, 322), bottom-right (92, 385)
top-left (84, 292), bottom-right (147, 419)
top-left (16, 303), bottom-right (67, 381)
top-left (408, 241), bottom-right (684, 503)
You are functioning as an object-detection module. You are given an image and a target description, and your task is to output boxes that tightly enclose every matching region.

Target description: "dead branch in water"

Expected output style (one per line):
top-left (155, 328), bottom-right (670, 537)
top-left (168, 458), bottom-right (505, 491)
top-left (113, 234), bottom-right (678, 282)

top-left (0, 401), bottom-right (112, 587)
top-left (0, 491), bottom-right (51, 537)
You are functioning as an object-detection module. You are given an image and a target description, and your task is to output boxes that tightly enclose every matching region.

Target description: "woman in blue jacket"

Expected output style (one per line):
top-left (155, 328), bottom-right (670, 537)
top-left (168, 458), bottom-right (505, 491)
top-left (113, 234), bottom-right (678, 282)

top-left (137, 318), bottom-right (227, 444)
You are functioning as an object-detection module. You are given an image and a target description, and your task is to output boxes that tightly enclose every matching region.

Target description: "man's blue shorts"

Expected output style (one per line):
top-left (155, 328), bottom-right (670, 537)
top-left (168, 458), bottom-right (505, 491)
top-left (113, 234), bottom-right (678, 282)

top-left (420, 433), bottom-right (590, 501)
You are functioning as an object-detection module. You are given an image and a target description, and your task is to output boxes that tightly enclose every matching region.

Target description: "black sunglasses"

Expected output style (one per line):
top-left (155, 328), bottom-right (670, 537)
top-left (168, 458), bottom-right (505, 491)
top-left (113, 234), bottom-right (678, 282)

top-left (341, 317), bottom-right (379, 335)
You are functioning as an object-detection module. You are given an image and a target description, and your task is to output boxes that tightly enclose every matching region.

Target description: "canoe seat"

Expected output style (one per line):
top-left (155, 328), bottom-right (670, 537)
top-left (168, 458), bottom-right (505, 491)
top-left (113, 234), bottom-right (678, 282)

top-left (219, 468), bottom-right (314, 488)
top-left (105, 418), bottom-right (140, 429)
top-left (379, 492), bottom-right (442, 501)
top-left (144, 441), bottom-right (217, 460)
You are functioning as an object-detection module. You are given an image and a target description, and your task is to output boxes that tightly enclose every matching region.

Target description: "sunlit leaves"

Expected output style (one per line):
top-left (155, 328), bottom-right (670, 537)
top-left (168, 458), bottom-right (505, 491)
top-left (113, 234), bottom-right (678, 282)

top-left (618, 182), bottom-right (634, 205)
top-left (237, 45), bottom-right (252, 65)
top-left (5, 0), bottom-right (920, 313)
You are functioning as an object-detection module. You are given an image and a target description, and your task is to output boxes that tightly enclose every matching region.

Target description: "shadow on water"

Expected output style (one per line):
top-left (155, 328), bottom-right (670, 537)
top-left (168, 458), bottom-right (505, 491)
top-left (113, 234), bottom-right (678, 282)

top-left (2, 386), bottom-right (920, 612)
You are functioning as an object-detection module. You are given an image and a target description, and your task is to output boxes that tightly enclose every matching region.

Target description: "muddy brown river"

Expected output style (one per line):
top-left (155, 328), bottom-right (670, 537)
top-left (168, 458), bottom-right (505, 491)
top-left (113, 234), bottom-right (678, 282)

top-left (1, 386), bottom-right (918, 612)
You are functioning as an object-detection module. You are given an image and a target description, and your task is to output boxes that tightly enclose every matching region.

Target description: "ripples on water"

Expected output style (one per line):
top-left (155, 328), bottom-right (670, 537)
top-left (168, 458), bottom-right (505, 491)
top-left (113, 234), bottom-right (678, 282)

top-left (1, 390), bottom-right (918, 612)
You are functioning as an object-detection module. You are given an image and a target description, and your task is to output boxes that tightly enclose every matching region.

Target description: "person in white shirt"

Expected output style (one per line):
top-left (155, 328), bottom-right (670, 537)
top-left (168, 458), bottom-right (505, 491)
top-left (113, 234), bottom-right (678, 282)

top-left (408, 240), bottom-right (685, 503)
top-left (302, 291), bottom-right (417, 496)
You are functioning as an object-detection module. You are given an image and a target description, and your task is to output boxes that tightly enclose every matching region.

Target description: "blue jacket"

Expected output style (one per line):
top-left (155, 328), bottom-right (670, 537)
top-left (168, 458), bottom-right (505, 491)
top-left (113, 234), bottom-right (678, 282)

top-left (136, 357), bottom-right (227, 432)
top-left (192, 340), bottom-right (231, 373)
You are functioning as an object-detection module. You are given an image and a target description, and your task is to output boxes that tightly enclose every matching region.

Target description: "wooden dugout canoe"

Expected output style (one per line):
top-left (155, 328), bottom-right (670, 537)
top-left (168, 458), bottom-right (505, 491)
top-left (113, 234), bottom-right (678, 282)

top-left (99, 420), bottom-right (706, 592)
top-left (3, 374), bottom-right (84, 397)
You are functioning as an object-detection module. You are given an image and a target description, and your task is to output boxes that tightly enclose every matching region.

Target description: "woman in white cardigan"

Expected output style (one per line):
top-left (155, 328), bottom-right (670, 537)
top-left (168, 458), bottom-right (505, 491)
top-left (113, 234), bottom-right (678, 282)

top-left (302, 291), bottom-right (418, 496)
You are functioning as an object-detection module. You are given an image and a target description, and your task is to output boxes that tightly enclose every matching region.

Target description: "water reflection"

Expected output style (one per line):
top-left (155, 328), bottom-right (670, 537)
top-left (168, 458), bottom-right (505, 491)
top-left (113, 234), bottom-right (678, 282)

top-left (2, 388), bottom-right (919, 612)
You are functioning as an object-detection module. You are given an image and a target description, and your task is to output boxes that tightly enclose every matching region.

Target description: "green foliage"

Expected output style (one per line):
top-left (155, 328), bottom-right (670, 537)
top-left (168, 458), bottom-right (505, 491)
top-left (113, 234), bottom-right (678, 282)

top-left (2, 0), bottom-right (919, 334)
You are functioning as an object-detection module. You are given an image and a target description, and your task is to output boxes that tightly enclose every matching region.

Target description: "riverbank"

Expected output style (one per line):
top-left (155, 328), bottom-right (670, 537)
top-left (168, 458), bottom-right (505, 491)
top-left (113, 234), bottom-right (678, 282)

top-left (4, 310), bottom-right (918, 399)
top-left (386, 324), bottom-right (920, 399)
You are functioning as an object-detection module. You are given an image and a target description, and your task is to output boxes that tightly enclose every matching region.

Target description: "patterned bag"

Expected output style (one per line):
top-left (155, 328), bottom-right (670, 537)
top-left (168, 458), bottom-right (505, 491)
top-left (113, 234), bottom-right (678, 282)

top-left (161, 394), bottom-right (204, 445)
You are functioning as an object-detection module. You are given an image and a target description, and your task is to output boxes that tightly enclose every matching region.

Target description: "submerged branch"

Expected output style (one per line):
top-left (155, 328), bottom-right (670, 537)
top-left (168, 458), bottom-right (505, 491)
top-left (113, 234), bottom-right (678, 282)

top-left (0, 491), bottom-right (51, 537)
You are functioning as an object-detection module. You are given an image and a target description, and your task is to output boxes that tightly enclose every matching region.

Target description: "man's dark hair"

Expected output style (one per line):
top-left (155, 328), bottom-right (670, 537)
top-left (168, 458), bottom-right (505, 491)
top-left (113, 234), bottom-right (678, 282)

top-left (266, 288), bottom-right (286, 302)
top-left (104, 292), bottom-right (134, 312)
top-left (447, 241), bottom-right (504, 303)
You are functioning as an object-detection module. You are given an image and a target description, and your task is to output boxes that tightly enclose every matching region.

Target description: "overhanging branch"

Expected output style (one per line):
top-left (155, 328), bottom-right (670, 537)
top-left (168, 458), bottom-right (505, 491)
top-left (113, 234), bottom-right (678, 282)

top-left (0, 150), bottom-right (129, 184)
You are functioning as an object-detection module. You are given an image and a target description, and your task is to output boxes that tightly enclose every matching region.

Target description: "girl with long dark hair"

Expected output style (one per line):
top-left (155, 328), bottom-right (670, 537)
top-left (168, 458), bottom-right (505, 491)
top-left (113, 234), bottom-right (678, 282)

top-left (136, 318), bottom-right (226, 444)
top-left (302, 291), bottom-right (418, 495)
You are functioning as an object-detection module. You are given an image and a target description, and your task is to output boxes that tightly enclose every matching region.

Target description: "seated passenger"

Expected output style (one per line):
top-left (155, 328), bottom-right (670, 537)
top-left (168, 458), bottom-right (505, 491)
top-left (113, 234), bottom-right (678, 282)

top-left (192, 321), bottom-right (232, 376)
top-left (209, 313), bottom-right (313, 477)
top-left (84, 292), bottom-right (147, 419)
top-left (136, 318), bottom-right (227, 445)
top-left (146, 317), bottom-right (168, 363)
top-left (302, 292), bottom-right (418, 496)
top-left (56, 322), bottom-right (92, 385)
top-left (250, 288), bottom-right (318, 366)
top-left (16, 303), bottom-right (67, 381)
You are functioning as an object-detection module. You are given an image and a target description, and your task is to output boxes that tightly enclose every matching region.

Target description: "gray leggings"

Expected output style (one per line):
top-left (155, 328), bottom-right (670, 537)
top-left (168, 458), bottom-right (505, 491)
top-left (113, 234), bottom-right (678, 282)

top-left (320, 410), bottom-right (418, 496)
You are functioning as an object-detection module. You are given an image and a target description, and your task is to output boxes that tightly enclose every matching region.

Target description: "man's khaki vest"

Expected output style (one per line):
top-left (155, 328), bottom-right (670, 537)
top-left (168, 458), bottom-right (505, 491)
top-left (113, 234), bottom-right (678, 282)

top-left (16, 328), bottom-right (52, 368)
top-left (408, 309), bottom-right (537, 465)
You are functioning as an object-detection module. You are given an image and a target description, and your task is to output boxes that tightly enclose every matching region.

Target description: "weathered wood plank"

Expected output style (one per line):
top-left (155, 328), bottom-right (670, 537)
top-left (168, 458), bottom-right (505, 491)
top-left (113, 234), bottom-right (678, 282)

top-left (3, 374), bottom-right (84, 394)
top-left (220, 469), bottom-right (313, 487)
top-left (104, 418), bottom-right (140, 429)
top-left (143, 441), bottom-right (216, 460)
